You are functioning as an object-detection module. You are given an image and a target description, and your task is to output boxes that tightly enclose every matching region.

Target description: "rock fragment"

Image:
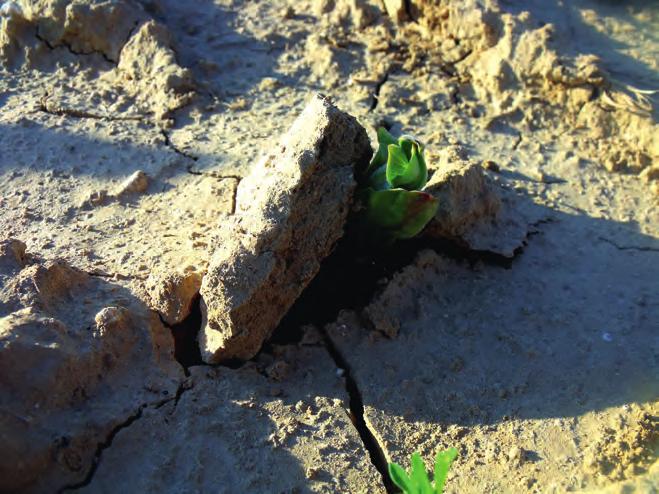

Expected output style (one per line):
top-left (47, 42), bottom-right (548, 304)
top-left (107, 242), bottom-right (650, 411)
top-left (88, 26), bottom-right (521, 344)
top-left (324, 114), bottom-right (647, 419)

top-left (0, 238), bottom-right (27, 275)
top-left (425, 147), bottom-right (502, 240)
top-left (199, 94), bottom-right (371, 363)
top-left (114, 170), bottom-right (149, 196)
top-left (79, 170), bottom-right (150, 209)
top-left (145, 271), bottom-right (202, 325)
top-left (424, 146), bottom-right (544, 257)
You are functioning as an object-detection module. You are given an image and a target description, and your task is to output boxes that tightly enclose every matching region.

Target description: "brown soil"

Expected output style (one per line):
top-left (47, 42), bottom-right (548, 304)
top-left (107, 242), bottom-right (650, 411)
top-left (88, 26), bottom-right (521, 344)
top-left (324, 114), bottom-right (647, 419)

top-left (1, 0), bottom-right (657, 493)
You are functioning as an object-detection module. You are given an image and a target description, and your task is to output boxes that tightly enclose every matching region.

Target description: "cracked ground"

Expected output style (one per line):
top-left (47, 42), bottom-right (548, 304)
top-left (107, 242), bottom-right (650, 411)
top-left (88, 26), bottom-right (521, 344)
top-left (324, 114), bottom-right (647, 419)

top-left (1, 0), bottom-right (658, 493)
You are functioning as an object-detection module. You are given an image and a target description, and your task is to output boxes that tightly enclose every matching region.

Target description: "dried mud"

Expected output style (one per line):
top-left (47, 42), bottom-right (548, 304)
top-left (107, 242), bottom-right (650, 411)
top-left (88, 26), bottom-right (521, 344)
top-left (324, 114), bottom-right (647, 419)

top-left (1, 0), bottom-right (658, 493)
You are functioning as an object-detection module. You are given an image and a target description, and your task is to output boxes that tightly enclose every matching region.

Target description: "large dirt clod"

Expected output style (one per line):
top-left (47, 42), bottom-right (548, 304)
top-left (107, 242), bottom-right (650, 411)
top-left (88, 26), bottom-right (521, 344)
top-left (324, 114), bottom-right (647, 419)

top-left (0, 248), bottom-right (181, 493)
top-left (116, 20), bottom-right (196, 120)
top-left (424, 146), bottom-right (544, 257)
top-left (199, 94), bottom-right (371, 363)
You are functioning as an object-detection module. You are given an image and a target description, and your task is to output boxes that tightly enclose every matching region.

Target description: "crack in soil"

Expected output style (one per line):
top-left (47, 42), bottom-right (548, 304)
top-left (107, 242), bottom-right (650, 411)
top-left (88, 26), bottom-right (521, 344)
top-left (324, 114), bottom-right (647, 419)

top-left (370, 71), bottom-right (390, 111)
top-left (38, 93), bottom-right (143, 121)
top-left (36, 89), bottom-right (144, 122)
top-left (598, 236), bottom-right (659, 253)
top-left (57, 377), bottom-right (194, 493)
top-left (185, 167), bottom-right (241, 213)
top-left (320, 327), bottom-right (396, 493)
top-left (160, 129), bottom-right (198, 161)
top-left (35, 26), bottom-right (117, 65)
top-left (57, 404), bottom-right (147, 492)
top-left (512, 130), bottom-right (523, 150)
top-left (160, 222), bottom-right (529, 492)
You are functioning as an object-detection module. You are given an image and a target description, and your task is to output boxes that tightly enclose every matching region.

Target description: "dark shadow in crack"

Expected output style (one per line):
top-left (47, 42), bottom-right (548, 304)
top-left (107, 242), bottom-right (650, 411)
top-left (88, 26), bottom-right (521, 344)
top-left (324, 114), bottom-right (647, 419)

top-left (271, 225), bottom-right (516, 347)
top-left (169, 294), bottom-right (203, 372)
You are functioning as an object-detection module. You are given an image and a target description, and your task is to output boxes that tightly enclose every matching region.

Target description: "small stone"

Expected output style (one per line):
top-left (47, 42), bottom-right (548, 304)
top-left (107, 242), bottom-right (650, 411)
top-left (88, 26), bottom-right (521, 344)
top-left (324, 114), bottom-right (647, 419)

top-left (80, 189), bottom-right (109, 209)
top-left (508, 446), bottom-right (526, 465)
top-left (114, 170), bottom-right (149, 196)
top-left (265, 360), bottom-right (291, 381)
top-left (640, 164), bottom-right (659, 183)
top-left (449, 357), bottom-right (464, 372)
top-left (483, 160), bottom-right (500, 172)
top-left (145, 271), bottom-right (202, 326)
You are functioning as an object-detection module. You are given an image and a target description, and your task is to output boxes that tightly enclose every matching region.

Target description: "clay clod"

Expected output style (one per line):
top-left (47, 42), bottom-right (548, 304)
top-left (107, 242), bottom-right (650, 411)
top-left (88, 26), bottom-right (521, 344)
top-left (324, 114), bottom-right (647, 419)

top-left (199, 94), bottom-right (371, 363)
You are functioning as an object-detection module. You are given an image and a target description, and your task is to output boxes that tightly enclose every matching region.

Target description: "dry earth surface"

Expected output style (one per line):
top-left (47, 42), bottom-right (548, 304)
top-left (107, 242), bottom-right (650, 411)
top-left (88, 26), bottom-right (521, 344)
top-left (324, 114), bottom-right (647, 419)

top-left (1, 0), bottom-right (658, 493)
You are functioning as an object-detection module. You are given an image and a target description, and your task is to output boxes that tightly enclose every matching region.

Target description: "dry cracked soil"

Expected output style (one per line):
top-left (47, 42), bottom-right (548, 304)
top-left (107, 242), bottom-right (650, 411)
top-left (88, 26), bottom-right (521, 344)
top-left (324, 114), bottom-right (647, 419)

top-left (1, 0), bottom-right (658, 493)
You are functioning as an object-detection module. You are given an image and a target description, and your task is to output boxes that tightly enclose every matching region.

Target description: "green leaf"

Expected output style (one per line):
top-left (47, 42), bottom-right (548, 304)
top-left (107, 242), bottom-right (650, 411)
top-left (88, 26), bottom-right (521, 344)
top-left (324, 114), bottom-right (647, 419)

top-left (433, 448), bottom-right (458, 494)
top-left (378, 127), bottom-right (398, 146)
top-left (364, 188), bottom-right (439, 240)
top-left (365, 127), bottom-right (398, 178)
top-left (385, 142), bottom-right (428, 190)
top-left (385, 144), bottom-right (411, 188)
top-left (389, 462), bottom-right (416, 493)
top-left (406, 143), bottom-right (428, 189)
top-left (367, 164), bottom-right (389, 191)
top-left (410, 453), bottom-right (433, 494)
top-left (398, 136), bottom-right (415, 160)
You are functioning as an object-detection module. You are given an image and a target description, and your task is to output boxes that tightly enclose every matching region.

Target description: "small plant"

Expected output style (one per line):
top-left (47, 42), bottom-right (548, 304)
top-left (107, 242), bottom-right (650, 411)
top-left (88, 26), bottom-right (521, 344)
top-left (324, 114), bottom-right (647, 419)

top-left (388, 448), bottom-right (458, 494)
top-left (357, 127), bottom-right (438, 240)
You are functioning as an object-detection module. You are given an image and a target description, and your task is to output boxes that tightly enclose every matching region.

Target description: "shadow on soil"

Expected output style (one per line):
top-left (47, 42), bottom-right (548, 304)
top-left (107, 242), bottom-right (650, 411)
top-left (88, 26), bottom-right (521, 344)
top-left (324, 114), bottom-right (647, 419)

top-left (268, 190), bottom-right (659, 428)
top-left (500, 0), bottom-right (659, 109)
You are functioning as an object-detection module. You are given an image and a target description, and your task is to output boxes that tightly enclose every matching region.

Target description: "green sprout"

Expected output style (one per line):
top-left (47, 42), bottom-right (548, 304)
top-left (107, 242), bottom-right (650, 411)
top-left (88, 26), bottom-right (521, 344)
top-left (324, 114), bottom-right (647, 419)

top-left (388, 448), bottom-right (458, 494)
top-left (357, 127), bottom-right (438, 240)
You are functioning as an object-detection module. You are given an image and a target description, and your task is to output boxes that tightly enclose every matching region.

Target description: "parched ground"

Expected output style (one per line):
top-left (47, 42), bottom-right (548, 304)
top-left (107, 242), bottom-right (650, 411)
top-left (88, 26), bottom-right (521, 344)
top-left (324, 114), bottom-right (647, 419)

top-left (1, 0), bottom-right (657, 493)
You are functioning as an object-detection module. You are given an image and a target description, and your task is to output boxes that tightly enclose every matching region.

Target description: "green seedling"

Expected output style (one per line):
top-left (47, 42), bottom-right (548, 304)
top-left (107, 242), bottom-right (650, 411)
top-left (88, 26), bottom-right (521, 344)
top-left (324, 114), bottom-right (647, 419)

top-left (388, 448), bottom-right (458, 494)
top-left (357, 127), bottom-right (438, 240)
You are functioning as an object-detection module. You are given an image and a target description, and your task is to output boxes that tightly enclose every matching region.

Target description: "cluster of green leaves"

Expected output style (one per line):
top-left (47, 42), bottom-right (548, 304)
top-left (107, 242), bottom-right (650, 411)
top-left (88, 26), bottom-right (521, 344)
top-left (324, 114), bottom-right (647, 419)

top-left (388, 448), bottom-right (458, 494)
top-left (357, 128), bottom-right (438, 240)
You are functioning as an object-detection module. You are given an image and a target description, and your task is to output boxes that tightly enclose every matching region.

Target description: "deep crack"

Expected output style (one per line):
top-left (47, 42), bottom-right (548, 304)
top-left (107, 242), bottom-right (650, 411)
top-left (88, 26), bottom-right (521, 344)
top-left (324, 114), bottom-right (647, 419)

top-left (370, 71), bottom-right (390, 111)
top-left (321, 328), bottom-right (396, 493)
top-left (265, 229), bottom-right (527, 491)
top-left (57, 405), bottom-right (147, 492)
top-left (159, 296), bottom-right (204, 374)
